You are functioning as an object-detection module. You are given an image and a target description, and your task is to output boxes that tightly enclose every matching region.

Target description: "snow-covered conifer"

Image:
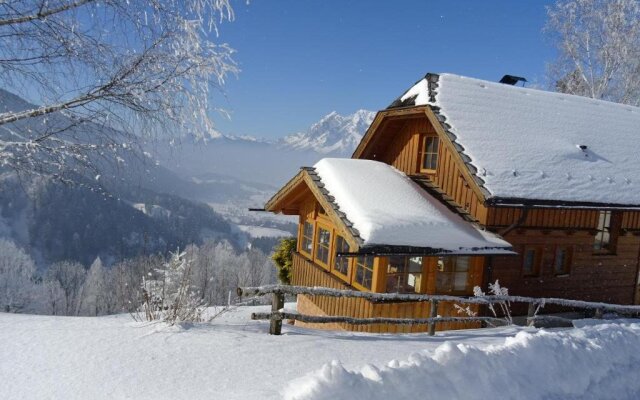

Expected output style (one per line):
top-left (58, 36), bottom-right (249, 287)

top-left (0, 239), bottom-right (37, 312)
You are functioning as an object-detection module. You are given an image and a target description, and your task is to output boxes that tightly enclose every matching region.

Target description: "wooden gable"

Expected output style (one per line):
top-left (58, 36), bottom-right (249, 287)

top-left (265, 169), bottom-right (362, 251)
top-left (353, 106), bottom-right (490, 225)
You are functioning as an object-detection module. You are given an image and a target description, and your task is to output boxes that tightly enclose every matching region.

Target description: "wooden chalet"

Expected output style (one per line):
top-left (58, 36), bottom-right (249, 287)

top-left (265, 72), bottom-right (640, 333)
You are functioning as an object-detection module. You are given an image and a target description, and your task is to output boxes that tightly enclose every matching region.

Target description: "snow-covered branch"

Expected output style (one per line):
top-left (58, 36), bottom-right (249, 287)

top-left (0, 0), bottom-right (238, 179)
top-left (0, 0), bottom-right (95, 27)
top-left (546, 0), bottom-right (640, 105)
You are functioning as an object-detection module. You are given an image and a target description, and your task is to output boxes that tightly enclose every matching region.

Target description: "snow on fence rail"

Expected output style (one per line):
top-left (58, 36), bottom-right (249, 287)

top-left (236, 284), bottom-right (640, 335)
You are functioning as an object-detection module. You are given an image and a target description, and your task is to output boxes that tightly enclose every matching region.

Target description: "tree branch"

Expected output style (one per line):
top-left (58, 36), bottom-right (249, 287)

top-left (0, 0), bottom-right (96, 27)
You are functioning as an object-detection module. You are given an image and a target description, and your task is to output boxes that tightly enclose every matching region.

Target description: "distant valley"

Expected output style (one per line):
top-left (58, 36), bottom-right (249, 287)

top-left (0, 87), bottom-right (375, 266)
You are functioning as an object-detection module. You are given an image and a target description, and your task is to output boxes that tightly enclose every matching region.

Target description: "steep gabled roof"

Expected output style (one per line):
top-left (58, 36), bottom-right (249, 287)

top-left (285, 159), bottom-right (512, 256)
top-left (264, 167), bottom-right (364, 250)
top-left (387, 73), bottom-right (640, 208)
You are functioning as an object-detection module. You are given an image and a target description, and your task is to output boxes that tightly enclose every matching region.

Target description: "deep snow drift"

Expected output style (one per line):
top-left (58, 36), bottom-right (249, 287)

top-left (1, 306), bottom-right (638, 400)
top-left (285, 321), bottom-right (640, 400)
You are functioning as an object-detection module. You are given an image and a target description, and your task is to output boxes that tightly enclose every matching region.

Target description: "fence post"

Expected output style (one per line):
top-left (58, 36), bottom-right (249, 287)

top-left (428, 299), bottom-right (439, 336)
top-left (594, 308), bottom-right (603, 319)
top-left (527, 302), bottom-right (536, 327)
top-left (269, 290), bottom-right (285, 335)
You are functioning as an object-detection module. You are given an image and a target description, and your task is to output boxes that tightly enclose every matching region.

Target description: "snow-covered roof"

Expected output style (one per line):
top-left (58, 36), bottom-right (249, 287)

top-left (395, 73), bottom-right (640, 206)
top-left (313, 158), bottom-right (512, 254)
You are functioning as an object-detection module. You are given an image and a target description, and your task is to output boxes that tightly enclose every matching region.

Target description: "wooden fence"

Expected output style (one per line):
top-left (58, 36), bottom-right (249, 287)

top-left (236, 285), bottom-right (640, 335)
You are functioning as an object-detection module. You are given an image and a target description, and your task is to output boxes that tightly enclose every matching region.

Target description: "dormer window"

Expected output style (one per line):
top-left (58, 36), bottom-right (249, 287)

top-left (419, 134), bottom-right (439, 172)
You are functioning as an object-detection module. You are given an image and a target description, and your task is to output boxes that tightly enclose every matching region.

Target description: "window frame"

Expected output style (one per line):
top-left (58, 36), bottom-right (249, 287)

top-left (593, 210), bottom-right (620, 255)
top-left (521, 246), bottom-right (542, 278)
top-left (419, 134), bottom-right (440, 173)
top-left (435, 256), bottom-right (471, 294)
top-left (553, 245), bottom-right (572, 276)
top-left (385, 256), bottom-right (424, 294)
top-left (353, 255), bottom-right (374, 291)
top-left (299, 220), bottom-right (315, 258)
top-left (333, 234), bottom-right (351, 279)
top-left (314, 222), bottom-right (332, 269)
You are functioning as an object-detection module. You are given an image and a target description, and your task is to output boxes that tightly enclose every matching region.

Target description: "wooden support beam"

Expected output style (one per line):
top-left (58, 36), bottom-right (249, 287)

top-left (594, 308), bottom-right (603, 319)
top-left (527, 303), bottom-right (536, 327)
top-left (269, 291), bottom-right (285, 335)
top-left (428, 299), bottom-right (439, 336)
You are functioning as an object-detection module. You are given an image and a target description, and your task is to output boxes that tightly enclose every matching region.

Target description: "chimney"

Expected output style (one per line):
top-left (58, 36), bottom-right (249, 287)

top-left (499, 75), bottom-right (527, 86)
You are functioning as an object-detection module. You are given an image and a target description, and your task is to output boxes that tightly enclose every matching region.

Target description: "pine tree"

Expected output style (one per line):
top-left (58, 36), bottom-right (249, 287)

top-left (272, 238), bottom-right (297, 285)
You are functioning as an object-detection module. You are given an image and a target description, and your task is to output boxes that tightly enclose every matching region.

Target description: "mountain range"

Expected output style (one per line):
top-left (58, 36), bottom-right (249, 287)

top-left (0, 87), bottom-right (375, 266)
top-left (279, 109), bottom-right (375, 155)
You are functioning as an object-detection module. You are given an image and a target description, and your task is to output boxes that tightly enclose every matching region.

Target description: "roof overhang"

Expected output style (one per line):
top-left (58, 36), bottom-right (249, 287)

top-left (338, 245), bottom-right (516, 258)
top-left (487, 197), bottom-right (640, 210)
top-left (264, 167), bottom-right (364, 250)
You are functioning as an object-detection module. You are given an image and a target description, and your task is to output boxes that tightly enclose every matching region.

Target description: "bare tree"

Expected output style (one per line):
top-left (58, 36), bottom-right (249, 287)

top-left (546, 0), bottom-right (640, 105)
top-left (0, 0), bottom-right (238, 178)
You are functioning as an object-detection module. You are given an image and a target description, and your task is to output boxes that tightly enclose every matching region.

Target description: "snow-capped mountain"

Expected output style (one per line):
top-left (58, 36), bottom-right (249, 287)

top-left (280, 109), bottom-right (375, 155)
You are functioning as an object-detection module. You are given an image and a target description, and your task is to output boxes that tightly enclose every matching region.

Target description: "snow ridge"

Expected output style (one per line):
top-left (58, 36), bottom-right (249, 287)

top-left (281, 110), bottom-right (375, 155)
top-left (284, 322), bottom-right (640, 400)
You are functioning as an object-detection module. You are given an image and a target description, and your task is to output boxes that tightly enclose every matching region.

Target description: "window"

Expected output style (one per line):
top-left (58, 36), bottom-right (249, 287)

top-left (355, 255), bottom-right (374, 290)
top-left (554, 246), bottom-right (572, 275)
top-left (593, 210), bottom-right (620, 254)
top-left (436, 257), bottom-right (470, 293)
top-left (315, 226), bottom-right (331, 266)
top-left (334, 235), bottom-right (350, 276)
top-left (385, 256), bottom-right (423, 293)
top-left (420, 135), bottom-right (439, 172)
top-left (522, 247), bottom-right (542, 277)
top-left (300, 221), bottom-right (314, 256)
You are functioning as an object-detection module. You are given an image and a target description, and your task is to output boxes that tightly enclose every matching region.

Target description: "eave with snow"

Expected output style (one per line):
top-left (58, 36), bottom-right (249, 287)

top-left (263, 71), bottom-right (640, 333)
top-left (355, 73), bottom-right (640, 210)
top-left (266, 158), bottom-right (513, 257)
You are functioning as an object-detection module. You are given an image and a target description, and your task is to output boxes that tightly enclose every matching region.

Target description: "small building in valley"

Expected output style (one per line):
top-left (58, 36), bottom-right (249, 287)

top-left (264, 72), bottom-right (640, 333)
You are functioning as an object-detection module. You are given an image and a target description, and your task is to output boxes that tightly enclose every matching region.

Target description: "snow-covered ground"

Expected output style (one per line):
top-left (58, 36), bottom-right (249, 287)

top-left (1, 305), bottom-right (638, 400)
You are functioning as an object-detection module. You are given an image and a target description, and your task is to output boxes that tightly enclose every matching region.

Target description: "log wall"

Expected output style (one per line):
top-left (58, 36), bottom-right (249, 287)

top-left (489, 230), bottom-right (639, 305)
top-left (292, 252), bottom-right (481, 333)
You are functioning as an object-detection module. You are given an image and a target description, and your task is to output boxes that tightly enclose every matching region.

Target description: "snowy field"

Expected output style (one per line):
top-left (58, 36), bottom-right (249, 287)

top-left (1, 305), bottom-right (639, 400)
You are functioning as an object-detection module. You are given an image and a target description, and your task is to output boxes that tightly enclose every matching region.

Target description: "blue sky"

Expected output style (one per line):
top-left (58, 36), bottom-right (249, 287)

top-left (214, 0), bottom-right (557, 138)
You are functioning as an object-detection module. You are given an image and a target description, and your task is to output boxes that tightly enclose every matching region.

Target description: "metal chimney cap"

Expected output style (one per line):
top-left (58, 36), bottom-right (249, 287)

top-left (499, 75), bottom-right (527, 86)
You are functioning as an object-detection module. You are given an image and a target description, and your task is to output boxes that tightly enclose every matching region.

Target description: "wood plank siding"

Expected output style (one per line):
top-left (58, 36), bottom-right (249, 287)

top-left (486, 209), bottom-right (640, 307)
top-left (292, 252), bottom-right (481, 333)
top-left (488, 208), bottom-right (640, 231)
top-left (489, 230), bottom-right (639, 306)
top-left (363, 116), bottom-right (488, 224)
